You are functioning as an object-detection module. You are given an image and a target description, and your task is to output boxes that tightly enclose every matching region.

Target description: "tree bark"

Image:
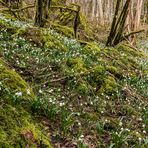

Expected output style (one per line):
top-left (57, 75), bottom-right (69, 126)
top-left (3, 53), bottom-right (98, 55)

top-left (34, 0), bottom-right (51, 27)
top-left (106, 0), bottom-right (131, 46)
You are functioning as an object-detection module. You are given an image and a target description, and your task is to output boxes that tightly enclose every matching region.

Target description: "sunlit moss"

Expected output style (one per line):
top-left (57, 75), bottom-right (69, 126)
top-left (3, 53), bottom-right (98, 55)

top-left (51, 23), bottom-right (74, 38)
top-left (43, 33), bottom-right (68, 51)
top-left (99, 76), bottom-right (117, 94)
top-left (0, 104), bottom-right (52, 147)
top-left (0, 58), bottom-right (34, 99)
top-left (0, 58), bottom-right (52, 147)
top-left (65, 57), bottom-right (87, 74)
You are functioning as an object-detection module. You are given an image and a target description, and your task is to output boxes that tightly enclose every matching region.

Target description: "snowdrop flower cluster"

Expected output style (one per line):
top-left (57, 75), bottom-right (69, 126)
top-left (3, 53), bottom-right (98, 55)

top-left (0, 14), bottom-right (32, 28)
top-left (15, 92), bottom-right (22, 97)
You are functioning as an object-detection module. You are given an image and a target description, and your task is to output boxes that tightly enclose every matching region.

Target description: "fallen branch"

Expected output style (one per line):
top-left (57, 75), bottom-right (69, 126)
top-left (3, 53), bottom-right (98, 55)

top-left (50, 5), bottom-right (77, 12)
top-left (10, 4), bottom-right (35, 12)
top-left (121, 29), bottom-right (145, 41)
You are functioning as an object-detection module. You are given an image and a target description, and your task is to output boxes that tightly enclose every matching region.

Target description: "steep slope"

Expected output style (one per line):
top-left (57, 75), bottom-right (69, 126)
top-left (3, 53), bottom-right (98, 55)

top-left (0, 13), bottom-right (147, 147)
top-left (0, 58), bottom-right (52, 147)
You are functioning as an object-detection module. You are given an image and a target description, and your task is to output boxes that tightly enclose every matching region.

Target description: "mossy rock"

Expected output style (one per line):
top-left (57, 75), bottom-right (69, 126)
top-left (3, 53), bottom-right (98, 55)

top-left (98, 76), bottom-right (117, 94)
top-left (0, 58), bottom-right (52, 147)
top-left (0, 104), bottom-right (52, 147)
top-left (65, 57), bottom-right (87, 74)
top-left (22, 27), bottom-right (43, 46)
top-left (83, 42), bottom-right (101, 55)
top-left (42, 33), bottom-right (68, 51)
top-left (51, 23), bottom-right (74, 38)
top-left (0, 58), bottom-right (34, 100)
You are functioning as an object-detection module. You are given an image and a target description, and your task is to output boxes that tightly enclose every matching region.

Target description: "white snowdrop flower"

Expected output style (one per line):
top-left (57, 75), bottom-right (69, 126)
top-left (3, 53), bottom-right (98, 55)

top-left (125, 128), bottom-right (130, 132)
top-left (77, 113), bottom-right (80, 116)
top-left (142, 124), bottom-right (145, 128)
top-left (59, 102), bottom-right (65, 107)
top-left (15, 92), bottom-right (22, 97)
top-left (78, 122), bottom-right (81, 126)
top-left (61, 96), bottom-right (65, 99)
top-left (143, 130), bottom-right (146, 134)
top-left (78, 137), bottom-right (83, 141)
top-left (101, 111), bottom-right (104, 114)
top-left (138, 137), bottom-right (142, 141)
top-left (121, 128), bottom-right (124, 131)
top-left (49, 89), bottom-right (53, 93)
top-left (106, 96), bottom-right (109, 99)
top-left (49, 98), bottom-right (52, 102)
top-left (138, 118), bottom-right (142, 121)
top-left (26, 89), bottom-right (30, 95)
top-left (39, 89), bottom-right (43, 94)
top-left (119, 122), bottom-right (123, 126)
top-left (52, 101), bottom-right (55, 104)
top-left (59, 103), bottom-right (63, 107)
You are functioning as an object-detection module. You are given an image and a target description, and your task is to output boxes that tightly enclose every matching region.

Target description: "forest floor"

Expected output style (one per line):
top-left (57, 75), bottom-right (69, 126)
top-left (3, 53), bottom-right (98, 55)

top-left (0, 13), bottom-right (148, 148)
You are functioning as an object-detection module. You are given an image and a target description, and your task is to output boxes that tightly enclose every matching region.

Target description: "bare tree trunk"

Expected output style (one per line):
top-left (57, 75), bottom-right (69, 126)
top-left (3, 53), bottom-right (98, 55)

top-left (98, 0), bottom-right (104, 25)
top-left (127, 0), bottom-right (143, 44)
top-left (91, 0), bottom-right (96, 21)
top-left (106, 0), bottom-right (131, 46)
top-left (106, 0), bottom-right (121, 46)
top-left (34, 0), bottom-right (51, 27)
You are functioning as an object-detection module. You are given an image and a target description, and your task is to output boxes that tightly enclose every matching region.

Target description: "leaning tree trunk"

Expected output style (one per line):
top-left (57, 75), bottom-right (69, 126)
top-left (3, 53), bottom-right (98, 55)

top-left (34, 0), bottom-right (51, 27)
top-left (106, 0), bottom-right (131, 46)
top-left (130, 0), bottom-right (143, 44)
top-left (106, 0), bottom-right (121, 46)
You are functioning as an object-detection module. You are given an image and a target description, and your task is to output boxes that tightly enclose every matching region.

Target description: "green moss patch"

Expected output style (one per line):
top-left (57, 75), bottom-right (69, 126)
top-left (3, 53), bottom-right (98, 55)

top-left (0, 58), bottom-right (34, 100)
top-left (0, 58), bottom-right (52, 147)
top-left (0, 104), bottom-right (51, 147)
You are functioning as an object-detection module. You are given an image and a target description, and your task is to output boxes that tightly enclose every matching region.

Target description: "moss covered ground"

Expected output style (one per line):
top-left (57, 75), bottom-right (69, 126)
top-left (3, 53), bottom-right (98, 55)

top-left (0, 58), bottom-right (52, 147)
top-left (0, 13), bottom-right (147, 147)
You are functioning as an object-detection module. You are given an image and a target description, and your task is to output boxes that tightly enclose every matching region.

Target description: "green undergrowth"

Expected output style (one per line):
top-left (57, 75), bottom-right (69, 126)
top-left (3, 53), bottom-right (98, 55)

top-left (0, 14), bottom-right (148, 147)
top-left (0, 58), bottom-right (34, 100)
top-left (0, 104), bottom-right (51, 147)
top-left (0, 58), bottom-right (52, 147)
top-left (49, 3), bottom-right (93, 40)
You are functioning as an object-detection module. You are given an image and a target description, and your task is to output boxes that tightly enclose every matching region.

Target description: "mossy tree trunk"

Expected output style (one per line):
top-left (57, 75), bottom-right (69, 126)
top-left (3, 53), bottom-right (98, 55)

top-left (34, 0), bottom-right (51, 27)
top-left (74, 5), bottom-right (80, 38)
top-left (106, 0), bottom-right (131, 46)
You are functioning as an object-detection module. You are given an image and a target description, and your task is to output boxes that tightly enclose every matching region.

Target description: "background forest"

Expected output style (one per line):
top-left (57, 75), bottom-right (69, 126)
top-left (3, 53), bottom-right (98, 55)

top-left (0, 0), bottom-right (148, 147)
